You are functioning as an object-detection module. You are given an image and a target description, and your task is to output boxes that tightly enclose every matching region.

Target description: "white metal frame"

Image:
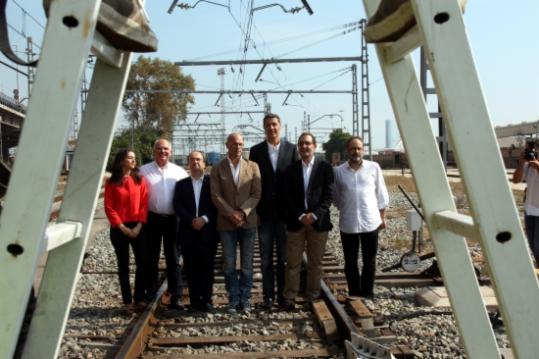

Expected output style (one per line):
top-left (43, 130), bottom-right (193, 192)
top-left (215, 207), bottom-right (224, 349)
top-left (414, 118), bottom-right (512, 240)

top-left (362, 0), bottom-right (539, 358)
top-left (0, 0), bottom-right (133, 357)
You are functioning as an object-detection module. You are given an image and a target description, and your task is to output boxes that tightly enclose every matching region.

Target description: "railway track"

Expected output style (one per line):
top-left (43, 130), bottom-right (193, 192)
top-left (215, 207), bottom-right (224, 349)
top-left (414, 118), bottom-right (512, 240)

top-left (57, 193), bottom-right (507, 358)
top-left (110, 244), bottom-right (422, 359)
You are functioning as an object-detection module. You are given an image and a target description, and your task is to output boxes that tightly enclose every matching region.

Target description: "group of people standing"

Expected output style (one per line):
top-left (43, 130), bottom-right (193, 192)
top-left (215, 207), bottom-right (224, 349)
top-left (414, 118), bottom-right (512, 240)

top-left (104, 113), bottom-right (389, 315)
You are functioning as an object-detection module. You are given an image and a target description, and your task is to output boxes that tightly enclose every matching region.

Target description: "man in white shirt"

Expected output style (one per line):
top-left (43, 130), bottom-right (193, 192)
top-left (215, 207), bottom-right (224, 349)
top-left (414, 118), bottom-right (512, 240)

top-left (334, 136), bottom-right (389, 299)
top-left (513, 142), bottom-right (539, 267)
top-left (140, 138), bottom-right (188, 309)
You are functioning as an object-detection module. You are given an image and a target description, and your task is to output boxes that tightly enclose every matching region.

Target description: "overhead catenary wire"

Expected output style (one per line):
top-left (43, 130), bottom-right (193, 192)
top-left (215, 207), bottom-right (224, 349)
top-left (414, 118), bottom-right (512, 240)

top-left (183, 20), bottom-right (362, 61)
top-left (265, 66), bottom-right (351, 90)
top-left (178, 2), bottom-right (361, 123)
top-left (310, 67), bottom-right (352, 91)
top-left (276, 25), bottom-right (361, 59)
top-left (11, 0), bottom-right (45, 30)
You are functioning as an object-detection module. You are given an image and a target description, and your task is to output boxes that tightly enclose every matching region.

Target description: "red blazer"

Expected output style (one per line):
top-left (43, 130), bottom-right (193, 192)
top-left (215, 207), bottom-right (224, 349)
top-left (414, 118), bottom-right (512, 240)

top-left (104, 175), bottom-right (148, 228)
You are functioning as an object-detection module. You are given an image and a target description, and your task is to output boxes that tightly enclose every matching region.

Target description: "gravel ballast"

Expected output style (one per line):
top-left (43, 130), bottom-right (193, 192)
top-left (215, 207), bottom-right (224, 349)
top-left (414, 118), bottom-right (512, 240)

top-left (56, 190), bottom-right (511, 358)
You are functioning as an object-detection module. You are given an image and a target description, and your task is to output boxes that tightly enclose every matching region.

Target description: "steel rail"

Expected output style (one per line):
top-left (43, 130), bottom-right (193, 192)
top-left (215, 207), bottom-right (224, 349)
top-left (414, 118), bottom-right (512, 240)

top-left (114, 280), bottom-right (169, 359)
top-left (112, 250), bottom-right (420, 358)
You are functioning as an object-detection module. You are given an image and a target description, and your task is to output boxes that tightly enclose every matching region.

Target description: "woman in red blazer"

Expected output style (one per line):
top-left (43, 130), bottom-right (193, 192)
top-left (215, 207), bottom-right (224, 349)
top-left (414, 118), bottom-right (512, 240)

top-left (104, 149), bottom-right (148, 313)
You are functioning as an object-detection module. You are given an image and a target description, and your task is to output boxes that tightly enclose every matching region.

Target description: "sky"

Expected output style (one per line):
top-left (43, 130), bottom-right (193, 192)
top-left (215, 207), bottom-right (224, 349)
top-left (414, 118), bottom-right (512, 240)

top-left (1, 0), bottom-right (538, 153)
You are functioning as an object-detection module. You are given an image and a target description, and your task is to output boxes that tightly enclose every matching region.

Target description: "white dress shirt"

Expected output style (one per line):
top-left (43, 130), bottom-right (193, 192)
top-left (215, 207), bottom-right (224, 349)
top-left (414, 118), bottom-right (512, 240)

top-left (140, 161), bottom-right (188, 215)
top-left (298, 157), bottom-right (319, 222)
top-left (191, 176), bottom-right (209, 222)
top-left (267, 141), bottom-right (280, 172)
top-left (227, 157), bottom-right (241, 187)
top-left (523, 162), bottom-right (539, 216)
top-left (334, 160), bottom-right (389, 233)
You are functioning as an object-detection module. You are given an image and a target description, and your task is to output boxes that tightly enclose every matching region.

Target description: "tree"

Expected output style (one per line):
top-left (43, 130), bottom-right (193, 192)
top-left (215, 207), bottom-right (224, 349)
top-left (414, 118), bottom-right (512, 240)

top-left (108, 127), bottom-right (162, 170)
top-left (322, 129), bottom-right (352, 162)
top-left (122, 56), bottom-right (195, 137)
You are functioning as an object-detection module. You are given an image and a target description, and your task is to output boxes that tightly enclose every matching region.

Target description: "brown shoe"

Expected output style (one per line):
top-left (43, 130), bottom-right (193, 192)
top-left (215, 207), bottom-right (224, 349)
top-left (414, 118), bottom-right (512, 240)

top-left (364, 0), bottom-right (467, 43)
top-left (135, 301), bottom-right (147, 312)
top-left (123, 303), bottom-right (135, 315)
top-left (43, 0), bottom-right (158, 52)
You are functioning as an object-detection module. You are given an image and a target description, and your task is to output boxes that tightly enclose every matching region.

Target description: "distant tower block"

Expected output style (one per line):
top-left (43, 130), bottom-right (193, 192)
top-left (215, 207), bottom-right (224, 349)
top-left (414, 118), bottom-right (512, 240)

top-left (385, 119), bottom-right (398, 148)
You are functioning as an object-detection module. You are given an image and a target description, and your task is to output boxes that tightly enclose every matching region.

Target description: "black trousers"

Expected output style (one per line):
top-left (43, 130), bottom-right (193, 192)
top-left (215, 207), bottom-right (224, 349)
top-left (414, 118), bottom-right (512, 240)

top-left (340, 230), bottom-right (379, 296)
top-left (146, 211), bottom-right (182, 298)
top-left (181, 230), bottom-right (218, 307)
top-left (110, 223), bottom-right (146, 304)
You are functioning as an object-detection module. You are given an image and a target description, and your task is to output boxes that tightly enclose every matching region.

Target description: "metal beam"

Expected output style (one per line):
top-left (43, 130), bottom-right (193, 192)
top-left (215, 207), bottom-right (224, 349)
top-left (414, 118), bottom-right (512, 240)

top-left (175, 56), bottom-right (363, 67)
top-left (125, 89), bottom-right (352, 94)
top-left (186, 111), bottom-right (266, 115)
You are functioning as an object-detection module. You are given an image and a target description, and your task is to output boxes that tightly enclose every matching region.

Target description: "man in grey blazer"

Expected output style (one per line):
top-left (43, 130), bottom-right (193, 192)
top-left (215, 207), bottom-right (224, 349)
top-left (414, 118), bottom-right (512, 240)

top-left (210, 133), bottom-right (262, 313)
top-left (249, 113), bottom-right (298, 309)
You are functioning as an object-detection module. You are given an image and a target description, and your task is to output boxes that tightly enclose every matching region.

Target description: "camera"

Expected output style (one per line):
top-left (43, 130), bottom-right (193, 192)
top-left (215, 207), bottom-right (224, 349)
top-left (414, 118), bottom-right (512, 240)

top-left (525, 149), bottom-right (537, 161)
top-left (525, 141), bottom-right (537, 161)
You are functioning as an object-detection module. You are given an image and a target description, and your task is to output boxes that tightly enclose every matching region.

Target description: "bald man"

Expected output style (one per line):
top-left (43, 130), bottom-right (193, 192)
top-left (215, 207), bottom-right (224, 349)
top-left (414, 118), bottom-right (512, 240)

top-left (140, 138), bottom-right (188, 310)
top-left (210, 133), bottom-right (261, 314)
top-left (173, 151), bottom-right (219, 312)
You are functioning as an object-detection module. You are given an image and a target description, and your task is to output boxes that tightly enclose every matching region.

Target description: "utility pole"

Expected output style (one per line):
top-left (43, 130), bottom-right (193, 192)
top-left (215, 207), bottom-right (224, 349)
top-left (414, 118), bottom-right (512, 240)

top-left (217, 68), bottom-right (226, 154)
top-left (352, 64), bottom-right (359, 138)
top-left (26, 37), bottom-right (36, 98)
top-left (75, 66), bottom-right (89, 140)
top-left (263, 92), bottom-right (271, 114)
top-left (359, 19), bottom-right (371, 159)
top-left (420, 48), bottom-right (447, 169)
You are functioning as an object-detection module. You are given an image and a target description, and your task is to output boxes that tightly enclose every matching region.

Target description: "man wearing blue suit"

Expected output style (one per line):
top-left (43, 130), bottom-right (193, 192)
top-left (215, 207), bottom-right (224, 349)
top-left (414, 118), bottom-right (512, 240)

top-left (173, 151), bottom-right (219, 312)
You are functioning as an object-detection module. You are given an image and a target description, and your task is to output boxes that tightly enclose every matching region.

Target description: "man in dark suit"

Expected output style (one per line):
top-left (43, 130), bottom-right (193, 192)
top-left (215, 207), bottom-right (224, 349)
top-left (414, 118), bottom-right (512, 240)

top-left (249, 113), bottom-right (299, 309)
top-left (282, 132), bottom-right (334, 309)
top-left (173, 151), bottom-right (219, 312)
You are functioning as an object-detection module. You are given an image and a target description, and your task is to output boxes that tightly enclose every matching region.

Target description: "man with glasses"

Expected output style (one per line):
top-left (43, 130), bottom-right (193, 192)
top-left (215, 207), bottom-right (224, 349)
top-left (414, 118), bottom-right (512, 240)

top-left (282, 133), bottom-right (334, 310)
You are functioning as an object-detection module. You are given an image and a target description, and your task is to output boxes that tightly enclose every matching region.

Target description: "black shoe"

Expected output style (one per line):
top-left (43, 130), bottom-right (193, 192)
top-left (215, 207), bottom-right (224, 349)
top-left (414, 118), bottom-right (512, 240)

top-left (240, 301), bottom-right (252, 314)
top-left (201, 303), bottom-right (214, 313)
top-left (188, 302), bottom-right (202, 313)
top-left (360, 291), bottom-right (374, 300)
top-left (169, 296), bottom-right (185, 310)
top-left (261, 299), bottom-right (273, 310)
top-left (145, 290), bottom-right (157, 302)
top-left (226, 305), bottom-right (238, 314)
top-left (43, 0), bottom-right (158, 52)
top-left (302, 301), bottom-right (313, 311)
top-left (280, 300), bottom-right (296, 311)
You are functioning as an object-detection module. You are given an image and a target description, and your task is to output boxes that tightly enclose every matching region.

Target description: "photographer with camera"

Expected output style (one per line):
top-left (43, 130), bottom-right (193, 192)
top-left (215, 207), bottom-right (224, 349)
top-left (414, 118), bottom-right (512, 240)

top-left (513, 141), bottom-right (539, 267)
